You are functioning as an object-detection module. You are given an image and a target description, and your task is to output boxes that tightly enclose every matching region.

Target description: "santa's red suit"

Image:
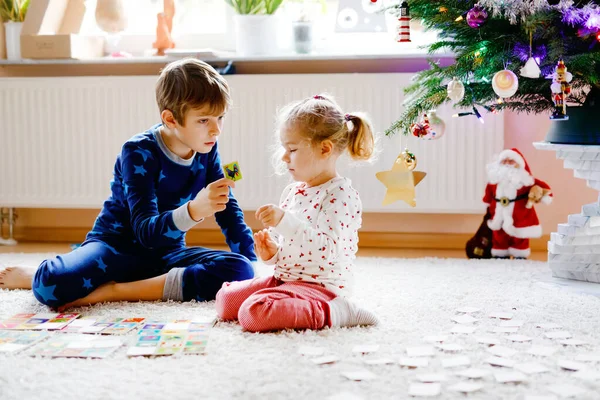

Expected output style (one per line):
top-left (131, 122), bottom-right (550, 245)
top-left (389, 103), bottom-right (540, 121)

top-left (483, 148), bottom-right (552, 258)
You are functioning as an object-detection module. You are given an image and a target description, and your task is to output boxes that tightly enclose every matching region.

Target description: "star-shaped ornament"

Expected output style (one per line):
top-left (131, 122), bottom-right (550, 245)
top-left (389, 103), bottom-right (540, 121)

top-left (375, 149), bottom-right (426, 207)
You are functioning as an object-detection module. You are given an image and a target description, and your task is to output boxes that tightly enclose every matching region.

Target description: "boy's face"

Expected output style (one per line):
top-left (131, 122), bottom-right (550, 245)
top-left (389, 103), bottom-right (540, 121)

top-left (174, 106), bottom-right (225, 154)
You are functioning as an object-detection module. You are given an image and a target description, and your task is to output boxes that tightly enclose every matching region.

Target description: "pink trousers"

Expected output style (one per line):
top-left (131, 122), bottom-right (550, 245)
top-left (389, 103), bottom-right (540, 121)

top-left (215, 276), bottom-right (337, 332)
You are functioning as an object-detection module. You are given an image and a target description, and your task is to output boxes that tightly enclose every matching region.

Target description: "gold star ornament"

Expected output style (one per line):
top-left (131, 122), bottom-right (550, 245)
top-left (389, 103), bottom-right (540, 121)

top-left (375, 148), bottom-right (426, 207)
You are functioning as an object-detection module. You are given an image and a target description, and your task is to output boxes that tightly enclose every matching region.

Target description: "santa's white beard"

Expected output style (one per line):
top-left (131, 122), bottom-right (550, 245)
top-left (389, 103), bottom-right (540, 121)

top-left (486, 162), bottom-right (534, 189)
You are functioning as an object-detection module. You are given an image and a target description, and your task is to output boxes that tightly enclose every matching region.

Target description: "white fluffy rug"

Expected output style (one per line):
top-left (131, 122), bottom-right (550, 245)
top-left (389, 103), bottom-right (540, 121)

top-left (1, 253), bottom-right (600, 400)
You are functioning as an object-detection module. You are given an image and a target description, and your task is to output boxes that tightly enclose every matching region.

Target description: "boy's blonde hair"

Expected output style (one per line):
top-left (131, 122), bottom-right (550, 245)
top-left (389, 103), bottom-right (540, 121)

top-left (277, 94), bottom-right (375, 161)
top-left (156, 59), bottom-right (231, 125)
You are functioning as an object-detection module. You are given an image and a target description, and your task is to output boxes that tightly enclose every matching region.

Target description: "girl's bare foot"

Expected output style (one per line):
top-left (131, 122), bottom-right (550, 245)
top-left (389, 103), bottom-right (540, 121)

top-left (58, 281), bottom-right (116, 311)
top-left (0, 266), bottom-right (34, 289)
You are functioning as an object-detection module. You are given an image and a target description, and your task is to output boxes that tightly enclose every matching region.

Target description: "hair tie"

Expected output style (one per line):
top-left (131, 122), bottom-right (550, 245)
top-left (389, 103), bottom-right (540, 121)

top-left (313, 95), bottom-right (324, 100)
top-left (344, 114), bottom-right (352, 121)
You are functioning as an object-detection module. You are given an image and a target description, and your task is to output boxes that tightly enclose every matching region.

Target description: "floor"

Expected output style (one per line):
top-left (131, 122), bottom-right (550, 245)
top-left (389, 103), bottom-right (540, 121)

top-left (0, 242), bottom-right (549, 261)
top-left (1, 251), bottom-right (598, 400)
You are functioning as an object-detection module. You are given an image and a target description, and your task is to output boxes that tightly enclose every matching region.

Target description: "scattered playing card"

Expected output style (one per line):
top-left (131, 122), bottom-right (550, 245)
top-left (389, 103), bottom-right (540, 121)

top-left (485, 356), bottom-right (516, 368)
top-left (448, 381), bottom-right (484, 393)
top-left (575, 353), bottom-right (600, 362)
top-left (492, 327), bottom-right (520, 333)
top-left (527, 346), bottom-right (558, 357)
top-left (515, 362), bottom-right (550, 375)
top-left (222, 161), bottom-right (242, 181)
top-left (456, 306), bottom-right (481, 313)
top-left (500, 320), bottom-right (524, 328)
top-left (415, 373), bottom-right (448, 383)
top-left (311, 355), bottom-right (340, 365)
top-left (559, 339), bottom-right (587, 346)
top-left (486, 345), bottom-right (518, 358)
top-left (451, 325), bottom-right (477, 334)
top-left (406, 346), bottom-right (435, 357)
top-left (489, 311), bottom-right (513, 320)
top-left (536, 323), bottom-right (563, 330)
top-left (451, 315), bottom-right (479, 324)
top-left (399, 357), bottom-right (429, 368)
top-left (545, 331), bottom-right (572, 340)
top-left (572, 369), bottom-right (600, 381)
top-left (507, 334), bottom-right (533, 342)
top-left (423, 335), bottom-right (447, 343)
top-left (547, 383), bottom-right (587, 398)
top-left (340, 369), bottom-right (377, 381)
top-left (442, 356), bottom-right (471, 368)
top-left (408, 383), bottom-right (441, 397)
top-left (436, 343), bottom-right (463, 352)
top-left (494, 370), bottom-right (527, 383)
top-left (326, 392), bottom-right (364, 400)
top-left (454, 368), bottom-right (491, 379)
top-left (298, 346), bottom-right (324, 356)
top-left (557, 360), bottom-right (586, 371)
top-left (363, 358), bottom-right (395, 365)
top-left (352, 344), bottom-right (380, 354)
top-left (475, 336), bottom-right (502, 345)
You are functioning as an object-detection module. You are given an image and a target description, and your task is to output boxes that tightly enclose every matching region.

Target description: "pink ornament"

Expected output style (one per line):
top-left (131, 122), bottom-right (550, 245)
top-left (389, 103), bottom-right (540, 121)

top-left (466, 6), bottom-right (487, 28)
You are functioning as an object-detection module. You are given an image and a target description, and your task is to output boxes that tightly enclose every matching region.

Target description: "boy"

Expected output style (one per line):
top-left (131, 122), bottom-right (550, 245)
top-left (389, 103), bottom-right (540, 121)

top-left (0, 59), bottom-right (256, 309)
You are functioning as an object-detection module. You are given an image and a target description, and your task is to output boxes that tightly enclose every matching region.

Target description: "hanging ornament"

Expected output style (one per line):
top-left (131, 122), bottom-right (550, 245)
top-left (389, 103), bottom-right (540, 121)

top-left (550, 59), bottom-right (573, 120)
top-left (397, 1), bottom-right (411, 42)
top-left (520, 57), bottom-right (541, 79)
top-left (410, 113), bottom-right (431, 138)
top-left (426, 110), bottom-right (446, 139)
top-left (447, 77), bottom-right (465, 102)
top-left (466, 6), bottom-right (488, 28)
top-left (520, 31), bottom-right (540, 79)
top-left (492, 69), bottom-right (519, 98)
top-left (375, 148), bottom-right (426, 207)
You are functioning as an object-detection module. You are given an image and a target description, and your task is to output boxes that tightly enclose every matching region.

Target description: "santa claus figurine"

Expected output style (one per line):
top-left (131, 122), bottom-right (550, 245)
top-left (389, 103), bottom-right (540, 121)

top-left (483, 148), bottom-right (553, 259)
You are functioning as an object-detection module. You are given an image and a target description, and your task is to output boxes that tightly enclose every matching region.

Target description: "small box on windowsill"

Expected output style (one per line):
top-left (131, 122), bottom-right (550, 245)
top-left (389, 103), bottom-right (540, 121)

top-left (20, 0), bottom-right (104, 60)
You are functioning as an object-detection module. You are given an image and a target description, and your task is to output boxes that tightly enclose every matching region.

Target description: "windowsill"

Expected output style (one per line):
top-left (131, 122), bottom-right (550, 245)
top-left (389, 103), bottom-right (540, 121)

top-left (0, 50), bottom-right (453, 65)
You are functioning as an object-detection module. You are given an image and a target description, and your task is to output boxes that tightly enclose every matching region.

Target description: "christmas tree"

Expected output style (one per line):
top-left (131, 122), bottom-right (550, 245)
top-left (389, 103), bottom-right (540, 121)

top-left (385, 0), bottom-right (600, 138)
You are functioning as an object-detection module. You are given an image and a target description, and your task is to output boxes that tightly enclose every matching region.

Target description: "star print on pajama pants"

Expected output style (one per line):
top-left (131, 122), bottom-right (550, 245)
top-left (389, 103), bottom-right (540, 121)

top-left (31, 239), bottom-right (254, 307)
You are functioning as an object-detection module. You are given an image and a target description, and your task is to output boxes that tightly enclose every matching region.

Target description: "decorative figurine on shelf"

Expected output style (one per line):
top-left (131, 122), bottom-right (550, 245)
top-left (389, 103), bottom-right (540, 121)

top-left (153, 0), bottom-right (176, 56)
top-left (397, 1), bottom-right (411, 42)
top-left (95, 0), bottom-right (130, 57)
top-left (550, 59), bottom-right (573, 120)
top-left (482, 148), bottom-right (552, 259)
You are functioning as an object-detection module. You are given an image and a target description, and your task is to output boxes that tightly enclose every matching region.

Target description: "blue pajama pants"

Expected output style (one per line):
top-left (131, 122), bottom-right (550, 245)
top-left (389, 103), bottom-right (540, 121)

top-left (31, 239), bottom-right (254, 307)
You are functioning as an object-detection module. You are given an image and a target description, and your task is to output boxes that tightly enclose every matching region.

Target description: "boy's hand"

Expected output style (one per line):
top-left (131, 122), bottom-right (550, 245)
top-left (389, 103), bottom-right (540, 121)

top-left (188, 178), bottom-right (234, 221)
top-left (254, 229), bottom-right (278, 261)
top-left (255, 204), bottom-right (285, 228)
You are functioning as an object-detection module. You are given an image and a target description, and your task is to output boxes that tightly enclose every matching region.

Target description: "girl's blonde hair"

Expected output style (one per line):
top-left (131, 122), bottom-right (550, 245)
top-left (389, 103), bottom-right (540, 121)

top-left (276, 94), bottom-right (375, 161)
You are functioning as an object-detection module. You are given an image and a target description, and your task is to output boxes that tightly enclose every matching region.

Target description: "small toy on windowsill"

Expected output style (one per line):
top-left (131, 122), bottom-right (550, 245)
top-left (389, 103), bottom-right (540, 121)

top-left (223, 161), bottom-right (242, 181)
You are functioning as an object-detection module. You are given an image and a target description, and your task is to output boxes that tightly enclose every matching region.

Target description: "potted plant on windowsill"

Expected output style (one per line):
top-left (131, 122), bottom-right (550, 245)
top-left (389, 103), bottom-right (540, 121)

top-left (287, 0), bottom-right (326, 54)
top-left (0, 0), bottom-right (29, 60)
top-left (225, 0), bottom-right (284, 56)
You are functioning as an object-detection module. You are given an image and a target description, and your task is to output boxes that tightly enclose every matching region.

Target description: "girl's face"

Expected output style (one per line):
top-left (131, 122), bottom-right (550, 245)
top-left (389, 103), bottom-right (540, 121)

top-left (279, 127), bottom-right (324, 184)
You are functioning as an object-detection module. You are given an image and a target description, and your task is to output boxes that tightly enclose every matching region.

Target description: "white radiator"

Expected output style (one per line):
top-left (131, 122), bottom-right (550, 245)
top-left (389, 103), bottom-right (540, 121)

top-left (0, 74), bottom-right (503, 213)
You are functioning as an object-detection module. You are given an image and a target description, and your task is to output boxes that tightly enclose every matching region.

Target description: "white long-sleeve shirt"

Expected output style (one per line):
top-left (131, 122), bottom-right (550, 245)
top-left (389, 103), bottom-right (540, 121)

top-left (266, 176), bottom-right (362, 296)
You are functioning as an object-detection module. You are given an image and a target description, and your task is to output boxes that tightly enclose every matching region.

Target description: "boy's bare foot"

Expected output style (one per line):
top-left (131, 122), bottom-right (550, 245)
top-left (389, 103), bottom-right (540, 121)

top-left (57, 281), bottom-right (116, 311)
top-left (0, 266), bottom-right (34, 289)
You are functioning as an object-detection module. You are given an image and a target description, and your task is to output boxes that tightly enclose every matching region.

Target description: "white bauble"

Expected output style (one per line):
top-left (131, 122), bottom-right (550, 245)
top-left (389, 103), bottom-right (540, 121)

top-left (447, 77), bottom-right (465, 102)
top-left (492, 69), bottom-right (519, 98)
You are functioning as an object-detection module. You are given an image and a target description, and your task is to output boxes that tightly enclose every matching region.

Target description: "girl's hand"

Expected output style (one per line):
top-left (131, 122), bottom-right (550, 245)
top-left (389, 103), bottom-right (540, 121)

top-left (255, 204), bottom-right (285, 228)
top-left (254, 229), bottom-right (278, 261)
